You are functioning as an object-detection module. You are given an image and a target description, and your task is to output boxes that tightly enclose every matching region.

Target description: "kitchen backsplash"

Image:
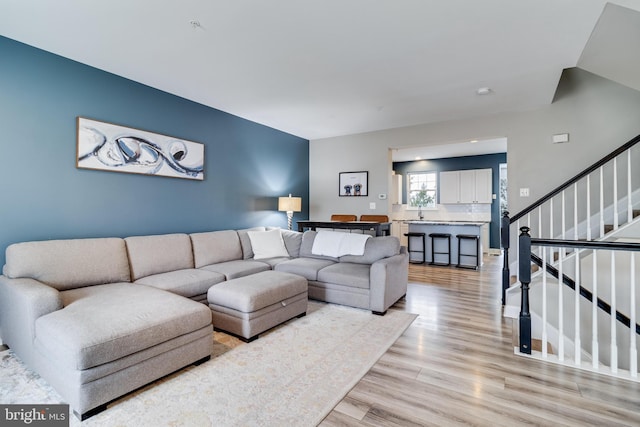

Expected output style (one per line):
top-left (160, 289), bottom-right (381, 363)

top-left (390, 203), bottom-right (492, 222)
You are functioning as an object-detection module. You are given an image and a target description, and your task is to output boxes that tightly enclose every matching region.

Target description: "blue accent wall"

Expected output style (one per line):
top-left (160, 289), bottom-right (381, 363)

top-left (0, 36), bottom-right (309, 267)
top-left (393, 153), bottom-right (507, 248)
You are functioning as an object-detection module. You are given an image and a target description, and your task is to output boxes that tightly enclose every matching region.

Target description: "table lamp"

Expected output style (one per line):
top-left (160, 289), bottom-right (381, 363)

top-left (278, 194), bottom-right (302, 230)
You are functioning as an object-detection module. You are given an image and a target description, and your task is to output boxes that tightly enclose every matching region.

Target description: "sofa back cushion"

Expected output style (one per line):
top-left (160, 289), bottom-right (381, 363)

top-left (237, 227), bottom-right (266, 259)
top-left (264, 227), bottom-right (303, 258)
top-left (339, 236), bottom-right (400, 264)
top-left (299, 231), bottom-right (339, 262)
top-left (190, 230), bottom-right (243, 268)
top-left (3, 238), bottom-right (131, 290)
top-left (125, 233), bottom-right (194, 280)
top-left (247, 229), bottom-right (290, 259)
top-left (281, 229), bottom-right (303, 258)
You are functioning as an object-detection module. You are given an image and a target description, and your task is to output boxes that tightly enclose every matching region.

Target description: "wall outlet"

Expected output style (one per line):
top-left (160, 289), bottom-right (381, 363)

top-left (369, 202), bottom-right (376, 210)
top-left (520, 188), bottom-right (530, 197)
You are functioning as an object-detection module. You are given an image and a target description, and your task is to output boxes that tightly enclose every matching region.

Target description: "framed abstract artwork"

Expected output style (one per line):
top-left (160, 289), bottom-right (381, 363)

top-left (76, 117), bottom-right (204, 180)
top-left (339, 171), bottom-right (368, 196)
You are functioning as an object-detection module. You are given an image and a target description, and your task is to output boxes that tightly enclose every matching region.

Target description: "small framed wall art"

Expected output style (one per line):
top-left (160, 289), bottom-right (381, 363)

top-left (339, 171), bottom-right (368, 196)
top-left (76, 117), bottom-right (204, 180)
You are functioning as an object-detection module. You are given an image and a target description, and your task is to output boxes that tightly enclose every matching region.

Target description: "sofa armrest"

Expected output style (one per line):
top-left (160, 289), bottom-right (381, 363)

top-left (369, 247), bottom-right (409, 313)
top-left (0, 276), bottom-right (62, 352)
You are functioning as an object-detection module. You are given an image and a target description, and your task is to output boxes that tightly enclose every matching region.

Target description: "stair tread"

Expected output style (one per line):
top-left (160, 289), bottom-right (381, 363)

top-left (531, 339), bottom-right (554, 355)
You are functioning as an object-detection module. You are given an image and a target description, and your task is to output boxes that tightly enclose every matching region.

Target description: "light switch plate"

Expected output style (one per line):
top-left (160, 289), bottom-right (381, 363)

top-left (552, 133), bottom-right (569, 143)
top-left (520, 188), bottom-right (530, 197)
top-left (369, 202), bottom-right (376, 210)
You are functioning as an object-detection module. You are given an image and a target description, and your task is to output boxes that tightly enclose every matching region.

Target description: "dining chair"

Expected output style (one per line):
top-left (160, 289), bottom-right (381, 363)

top-left (330, 214), bottom-right (357, 222)
top-left (359, 215), bottom-right (389, 223)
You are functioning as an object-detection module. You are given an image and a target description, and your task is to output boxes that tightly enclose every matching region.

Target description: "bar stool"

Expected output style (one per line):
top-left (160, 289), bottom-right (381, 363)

top-left (456, 234), bottom-right (480, 270)
top-left (404, 232), bottom-right (426, 264)
top-left (429, 233), bottom-right (451, 266)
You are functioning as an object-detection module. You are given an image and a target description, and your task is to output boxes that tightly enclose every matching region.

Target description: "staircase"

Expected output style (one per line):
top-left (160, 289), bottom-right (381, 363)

top-left (502, 134), bottom-right (640, 381)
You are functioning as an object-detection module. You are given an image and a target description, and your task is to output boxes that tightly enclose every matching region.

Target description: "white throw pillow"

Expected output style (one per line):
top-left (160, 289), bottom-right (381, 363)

top-left (247, 229), bottom-right (290, 259)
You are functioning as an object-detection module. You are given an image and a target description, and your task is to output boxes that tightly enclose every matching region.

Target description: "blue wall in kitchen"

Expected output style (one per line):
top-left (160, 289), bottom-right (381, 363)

top-left (393, 152), bottom-right (507, 249)
top-left (0, 36), bottom-right (309, 267)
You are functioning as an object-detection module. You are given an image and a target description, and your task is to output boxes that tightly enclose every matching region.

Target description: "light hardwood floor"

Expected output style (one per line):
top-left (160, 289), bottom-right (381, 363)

top-left (320, 255), bottom-right (640, 426)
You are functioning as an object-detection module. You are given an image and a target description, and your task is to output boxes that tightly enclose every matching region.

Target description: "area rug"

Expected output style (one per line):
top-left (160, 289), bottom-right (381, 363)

top-left (0, 301), bottom-right (417, 426)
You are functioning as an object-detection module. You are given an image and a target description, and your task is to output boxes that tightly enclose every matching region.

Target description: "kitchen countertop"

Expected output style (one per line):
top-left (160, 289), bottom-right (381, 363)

top-left (401, 220), bottom-right (488, 226)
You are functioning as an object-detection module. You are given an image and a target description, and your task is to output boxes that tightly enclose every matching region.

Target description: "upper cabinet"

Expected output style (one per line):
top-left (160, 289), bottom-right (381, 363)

top-left (471, 169), bottom-right (493, 203)
top-left (391, 174), bottom-right (403, 204)
top-left (439, 171), bottom-right (460, 204)
top-left (439, 168), bottom-right (492, 204)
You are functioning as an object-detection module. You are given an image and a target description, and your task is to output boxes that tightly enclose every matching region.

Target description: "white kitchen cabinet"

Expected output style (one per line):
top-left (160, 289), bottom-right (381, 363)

top-left (481, 223), bottom-right (489, 253)
top-left (391, 174), bottom-right (403, 204)
top-left (473, 169), bottom-right (493, 203)
top-left (400, 222), bottom-right (408, 247)
top-left (439, 171), bottom-right (459, 204)
top-left (439, 168), bottom-right (492, 204)
top-left (392, 221), bottom-right (409, 249)
top-left (458, 170), bottom-right (477, 203)
top-left (391, 221), bottom-right (401, 240)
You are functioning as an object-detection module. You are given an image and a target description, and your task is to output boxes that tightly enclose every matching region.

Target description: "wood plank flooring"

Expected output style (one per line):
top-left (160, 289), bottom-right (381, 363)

top-left (320, 255), bottom-right (640, 426)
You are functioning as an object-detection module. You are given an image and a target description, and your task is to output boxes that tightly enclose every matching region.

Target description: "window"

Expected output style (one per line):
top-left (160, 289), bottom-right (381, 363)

top-left (407, 171), bottom-right (437, 208)
top-left (499, 163), bottom-right (508, 214)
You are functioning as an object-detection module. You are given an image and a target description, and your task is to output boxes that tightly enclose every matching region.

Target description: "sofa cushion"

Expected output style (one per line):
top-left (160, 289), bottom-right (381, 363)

top-left (134, 268), bottom-right (226, 298)
top-left (274, 257), bottom-right (336, 281)
top-left (254, 257), bottom-right (291, 268)
top-left (200, 260), bottom-right (270, 280)
top-left (266, 227), bottom-right (303, 258)
top-left (281, 229), bottom-right (303, 258)
top-left (339, 236), bottom-right (400, 264)
top-left (34, 283), bottom-right (212, 370)
top-left (125, 234), bottom-right (194, 281)
top-left (237, 227), bottom-right (266, 259)
top-left (190, 230), bottom-right (243, 267)
top-left (3, 238), bottom-right (131, 291)
top-left (248, 229), bottom-right (289, 259)
top-left (317, 262), bottom-right (370, 289)
top-left (298, 231), bottom-right (339, 262)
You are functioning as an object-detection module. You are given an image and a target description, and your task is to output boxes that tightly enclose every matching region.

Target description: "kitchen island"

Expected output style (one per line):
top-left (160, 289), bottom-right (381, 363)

top-left (406, 221), bottom-right (487, 267)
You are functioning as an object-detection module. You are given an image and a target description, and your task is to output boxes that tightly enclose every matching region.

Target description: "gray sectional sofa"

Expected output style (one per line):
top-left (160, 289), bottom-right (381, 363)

top-left (275, 230), bottom-right (408, 315)
top-left (0, 227), bottom-right (408, 420)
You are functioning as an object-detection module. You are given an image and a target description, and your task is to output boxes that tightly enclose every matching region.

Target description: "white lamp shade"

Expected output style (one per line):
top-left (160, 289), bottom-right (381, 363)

top-left (278, 196), bottom-right (302, 212)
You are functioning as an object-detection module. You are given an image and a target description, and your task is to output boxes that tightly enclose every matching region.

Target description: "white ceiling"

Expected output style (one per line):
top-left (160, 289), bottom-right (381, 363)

top-left (1, 1), bottom-right (639, 141)
top-left (578, 2), bottom-right (640, 93)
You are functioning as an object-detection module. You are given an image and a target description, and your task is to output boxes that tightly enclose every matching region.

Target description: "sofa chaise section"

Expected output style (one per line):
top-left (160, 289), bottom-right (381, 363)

top-left (0, 237), bottom-right (213, 420)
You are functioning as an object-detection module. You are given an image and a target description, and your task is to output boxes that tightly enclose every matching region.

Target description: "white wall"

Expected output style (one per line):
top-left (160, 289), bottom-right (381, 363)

top-left (309, 68), bottom-right (640, 220)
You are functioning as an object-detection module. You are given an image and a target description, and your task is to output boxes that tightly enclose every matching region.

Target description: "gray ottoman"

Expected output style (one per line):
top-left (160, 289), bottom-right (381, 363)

top-left (207, 270), bottom-right (308, 342)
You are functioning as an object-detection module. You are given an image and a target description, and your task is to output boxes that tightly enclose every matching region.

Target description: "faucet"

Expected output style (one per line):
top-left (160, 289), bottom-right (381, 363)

top-left (418, 205), bottom-right (424, 220)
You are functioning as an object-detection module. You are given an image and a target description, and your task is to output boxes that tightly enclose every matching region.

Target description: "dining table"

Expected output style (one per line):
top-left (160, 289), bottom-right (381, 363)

top-left (296, 220), bottom-right (392, 236)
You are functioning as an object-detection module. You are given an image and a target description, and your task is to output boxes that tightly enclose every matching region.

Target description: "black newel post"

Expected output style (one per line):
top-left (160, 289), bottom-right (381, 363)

top-left (501, 211), bottom-right (510, 305)
top-left (518, 226), bottom-right (532, 354)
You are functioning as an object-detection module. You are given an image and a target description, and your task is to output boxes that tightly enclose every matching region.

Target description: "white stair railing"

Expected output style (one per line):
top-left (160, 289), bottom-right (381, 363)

top-left (502, 134), bottom-right (640, 380)
top-left (516, 231), bottom-right (640, 380)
